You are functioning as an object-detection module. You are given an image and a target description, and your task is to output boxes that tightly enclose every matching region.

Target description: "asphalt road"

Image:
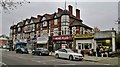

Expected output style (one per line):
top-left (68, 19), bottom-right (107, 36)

top-left (1, 49), bottom-right (118, 67)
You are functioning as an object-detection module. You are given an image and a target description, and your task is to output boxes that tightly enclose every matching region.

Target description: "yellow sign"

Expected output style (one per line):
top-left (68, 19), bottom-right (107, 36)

top-left (106, 40), bottom-right (111, 43)
top-left (74, 35), bottom-right (94, 38)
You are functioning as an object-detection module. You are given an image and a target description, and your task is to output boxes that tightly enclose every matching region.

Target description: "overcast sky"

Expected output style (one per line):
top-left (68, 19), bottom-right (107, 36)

top-left (0, 0), bottom-right (119, 36)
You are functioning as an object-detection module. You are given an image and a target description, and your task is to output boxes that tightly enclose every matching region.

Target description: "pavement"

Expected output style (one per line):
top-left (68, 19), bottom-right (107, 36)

top-left (50, 52), bottom-right (119, 65)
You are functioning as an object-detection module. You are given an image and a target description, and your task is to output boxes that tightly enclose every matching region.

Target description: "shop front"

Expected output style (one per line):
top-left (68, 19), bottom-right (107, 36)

top-left (74, 34), bottom-right (95, 54)
top-left (52, 36), bottom-right (73, 50)
top-left (27, 38), bottom-right (36, 50)
top-left (95, 31), bottom-right (116, 52)
top-left (95, 39), bottom-right (112, 52)
top-left (37, 36), bottom-right (48, 48)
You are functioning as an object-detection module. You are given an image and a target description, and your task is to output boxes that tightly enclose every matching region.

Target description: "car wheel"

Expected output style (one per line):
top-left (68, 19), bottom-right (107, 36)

top-left (69, 55), bottom-right (73, 61)
top-left (55, 54), bottom-right (59, 59)
top-left (20, 51), bottom-right (23, 54)
top-left (16, 51), bottom-right (18, 53)
top-left (79, 59), bottom-right (83, 61)
top-left (39, 53), bottom-right (42, 56)
top-left (26, 52), bottom-right (29, 54)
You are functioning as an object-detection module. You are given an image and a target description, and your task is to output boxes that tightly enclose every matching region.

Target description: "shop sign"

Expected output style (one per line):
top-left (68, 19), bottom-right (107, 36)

top-left (74, 35), bottom-right (94, 38)
top-left (52, 36), bottom-right (73, 40)
top-left (106, 40), bottom-right (111, 44)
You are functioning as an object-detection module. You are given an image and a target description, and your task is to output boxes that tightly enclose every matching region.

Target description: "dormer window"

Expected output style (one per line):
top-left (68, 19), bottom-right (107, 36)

top-left (43, 21), bottom-right (47, 27)
top-left (18, 28), bottom-right (21, 31)
top-left (30, 20), bottom-right (34, 24)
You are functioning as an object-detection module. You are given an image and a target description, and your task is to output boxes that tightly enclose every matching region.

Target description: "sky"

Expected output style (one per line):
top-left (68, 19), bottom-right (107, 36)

top-left (0, 0), bottom-right (119, 36)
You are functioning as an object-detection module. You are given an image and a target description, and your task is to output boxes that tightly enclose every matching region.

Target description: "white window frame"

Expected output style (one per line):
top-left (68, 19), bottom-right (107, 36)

top-left (72, 27), bottom-right (76, 35)
top-left (43, 21), bottom-right (47, 27)
top-left (53, 28), bottom-right (58, 36)
top-left (61, 15), bottom-right (69, 22)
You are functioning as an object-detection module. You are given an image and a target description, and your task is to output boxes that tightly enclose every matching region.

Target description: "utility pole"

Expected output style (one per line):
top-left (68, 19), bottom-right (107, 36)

top-left (115, 18), bottom-right (120, 34)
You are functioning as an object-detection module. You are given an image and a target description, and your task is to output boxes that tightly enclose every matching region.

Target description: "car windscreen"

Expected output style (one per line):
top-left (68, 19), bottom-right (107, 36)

top-left (66, 49), bottom-right (74, 53)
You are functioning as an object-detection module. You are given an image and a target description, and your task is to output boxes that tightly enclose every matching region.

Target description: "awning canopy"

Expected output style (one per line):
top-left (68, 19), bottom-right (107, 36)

top-left (37, 37), bottom-right (48, 44)
top-left (37, 40), bottom-right (48, 44)
top-left (16, 42), bottom-right (27, 45)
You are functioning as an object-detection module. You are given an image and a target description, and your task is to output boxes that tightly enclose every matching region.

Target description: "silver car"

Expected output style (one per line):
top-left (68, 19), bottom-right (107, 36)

top-left (55, 49), bottom-right (83, 61)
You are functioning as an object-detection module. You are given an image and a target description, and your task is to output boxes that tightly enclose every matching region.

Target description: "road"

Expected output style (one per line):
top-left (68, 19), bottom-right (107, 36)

top-left (1, 49), bottom-right (118, 67)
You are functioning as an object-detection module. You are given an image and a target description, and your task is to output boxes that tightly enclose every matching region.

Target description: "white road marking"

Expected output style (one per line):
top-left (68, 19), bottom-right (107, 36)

top-left (56, 64), bottom-right (76, 65)
top-left (103, 64), bottom-right (111, 65)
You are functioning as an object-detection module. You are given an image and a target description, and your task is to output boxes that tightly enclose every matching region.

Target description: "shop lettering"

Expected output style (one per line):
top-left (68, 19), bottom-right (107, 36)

top-left (53, 36), bottom-right (72, 40)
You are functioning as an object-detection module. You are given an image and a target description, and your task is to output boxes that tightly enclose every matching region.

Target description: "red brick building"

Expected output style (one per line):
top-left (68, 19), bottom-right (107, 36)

top-left (10, 5), bottom-right (93, 51)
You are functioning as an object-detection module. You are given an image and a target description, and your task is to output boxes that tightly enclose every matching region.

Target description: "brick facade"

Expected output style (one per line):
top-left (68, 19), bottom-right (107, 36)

top-left (10, 5), bottom-right (93, 50)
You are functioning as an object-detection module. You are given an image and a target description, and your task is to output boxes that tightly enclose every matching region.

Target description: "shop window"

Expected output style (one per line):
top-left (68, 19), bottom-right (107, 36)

top-left (78, 43), bottom-right (81, 49)
top-left (84, 44), bottom-right (89, 49)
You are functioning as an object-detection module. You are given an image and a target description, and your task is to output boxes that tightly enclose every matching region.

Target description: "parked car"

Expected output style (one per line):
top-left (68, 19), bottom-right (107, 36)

top-left (2, 45), bottom-right (10, 49)
top-left (55, 49), bottom-right (83, 61)
top-left (16, 47), bottom-right (29, 54)
top-left (32, 48), bottom-right (49, 56)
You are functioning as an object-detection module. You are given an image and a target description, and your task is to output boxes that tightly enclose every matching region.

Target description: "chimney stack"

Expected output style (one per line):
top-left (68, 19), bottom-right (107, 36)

top-left (68, 5), bottom-right (72, 16)
top-left (58, 8), bottom-right (62, 13)
top-left (76, 9), bottom-right (80, 19)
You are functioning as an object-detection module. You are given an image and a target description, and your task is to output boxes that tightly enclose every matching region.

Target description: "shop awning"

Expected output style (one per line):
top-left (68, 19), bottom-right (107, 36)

top-left (37, 40), bottom-right (48, 44)
top-left (16, 42), bottom-right (27, 45)
top-left (37, 37), bottom-right (48, 44)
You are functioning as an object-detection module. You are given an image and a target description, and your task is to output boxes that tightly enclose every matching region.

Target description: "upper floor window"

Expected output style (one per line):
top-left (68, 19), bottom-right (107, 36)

top-left (61, 15), bottom-right (69, 22)
top-left (18, 28), bottom-right (21, 31)
top-left (30, 20), bottom-right (34, 24)
top-left (54, 19), bottom-right (58, 25)
top-left (80, 27), bottom-right (83, 35)
top-left (61, 26), bottom-right (70, 35)
top-left (30, 32), bottom-right (34, 38)
top-left (25, 20), bottom-right (29, 25)
top-left (43, 21), bottom-right (47, 27)
top-left (53, 28), bottom-right (58, 36)
top-left (72, 27), bottom-right (76, 35)
top-left (36, 24), bottom-right (39, 29)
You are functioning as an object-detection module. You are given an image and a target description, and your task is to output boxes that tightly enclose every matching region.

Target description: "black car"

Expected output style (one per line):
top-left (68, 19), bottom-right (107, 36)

top-left (16, 47), bottom-right (29, 54)
top-left (32, 48), bottom-right (49, 56)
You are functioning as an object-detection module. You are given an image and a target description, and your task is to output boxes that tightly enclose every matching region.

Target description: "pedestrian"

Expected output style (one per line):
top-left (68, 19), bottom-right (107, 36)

top-left (81, 50), bottom-right (84, 57)
top-left (96, 46), bottom-right (100, 57)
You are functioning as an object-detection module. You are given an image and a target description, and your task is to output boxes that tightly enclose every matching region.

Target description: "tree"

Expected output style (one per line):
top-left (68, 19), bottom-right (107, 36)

top-left (93, 27), bottom-right (100, 33)
top-left (116, 33), bottom-right (120, 49)
top-left (0, 0), bottom-right (30, 12)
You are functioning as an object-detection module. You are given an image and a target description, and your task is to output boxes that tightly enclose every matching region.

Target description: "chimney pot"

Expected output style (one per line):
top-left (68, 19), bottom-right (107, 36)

top-left (76, 9), bottom-right (80, 19)
top-left (58, 8), bottom-right (62, 13)
top-left (68, 5), bottom-right (72, 16)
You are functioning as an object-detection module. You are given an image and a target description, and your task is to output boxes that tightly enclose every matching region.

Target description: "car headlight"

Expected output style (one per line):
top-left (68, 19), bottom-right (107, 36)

top-left (74, 55), bottom-right (79, 57)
